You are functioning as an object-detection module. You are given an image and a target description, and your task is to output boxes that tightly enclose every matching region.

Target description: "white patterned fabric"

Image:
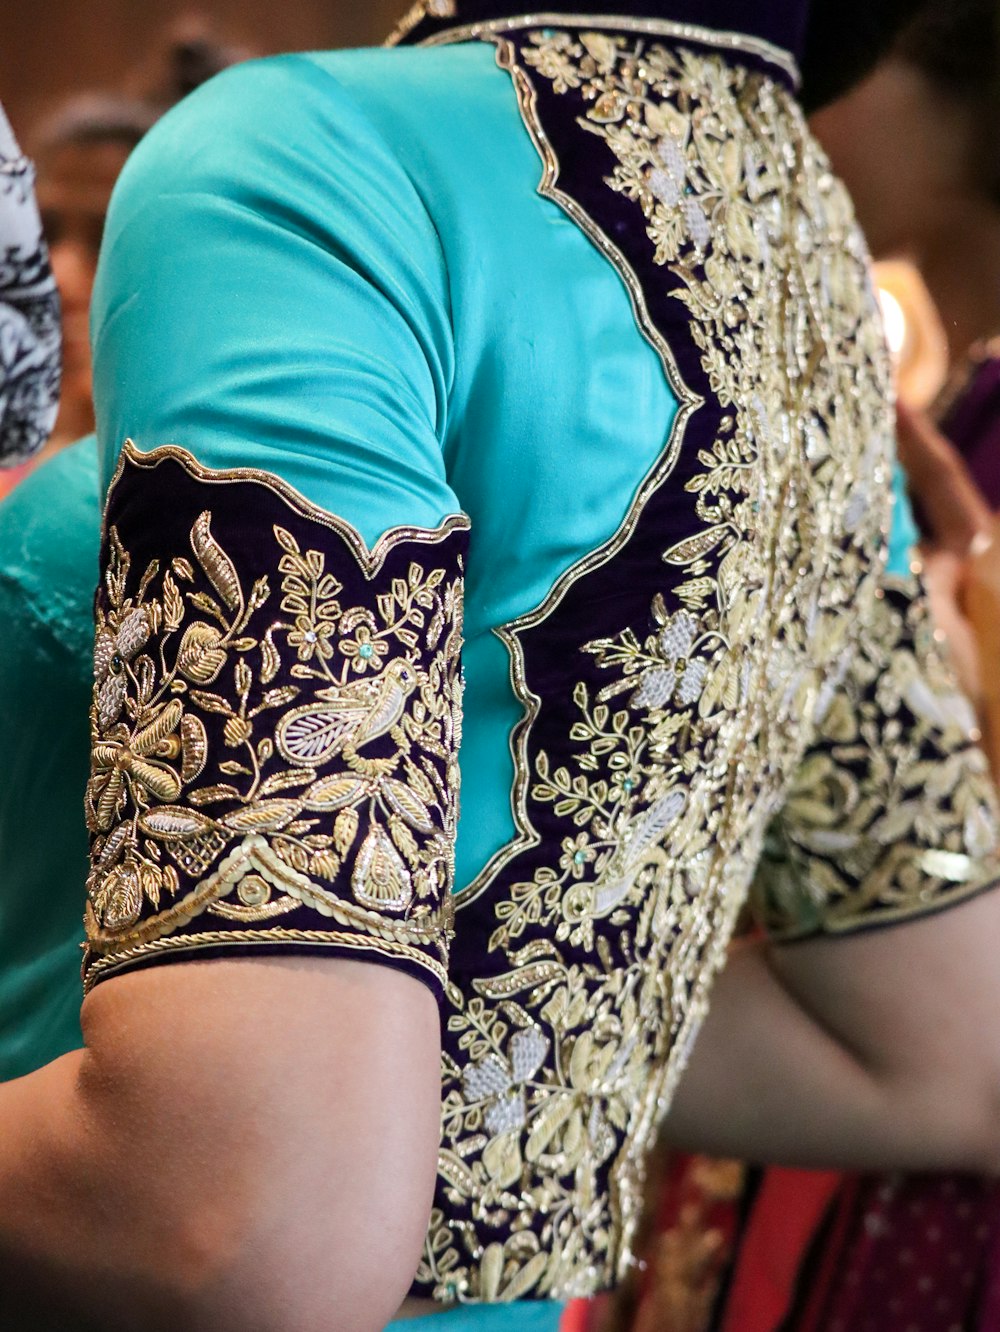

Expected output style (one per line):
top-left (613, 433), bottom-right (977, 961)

top-left (0, 103), bottom-right (60, 466)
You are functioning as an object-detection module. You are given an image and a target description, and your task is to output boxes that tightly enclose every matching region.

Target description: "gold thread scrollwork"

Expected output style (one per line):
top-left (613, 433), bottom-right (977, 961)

top-left (84, 444), bottom-right (467, 994)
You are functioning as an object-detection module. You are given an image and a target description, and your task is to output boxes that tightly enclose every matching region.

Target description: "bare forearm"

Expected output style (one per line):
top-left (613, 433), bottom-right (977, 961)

top-left (0, 959), bottom-right (441, 1331)
top-left (662, 937), bottom-right (1000, 1173)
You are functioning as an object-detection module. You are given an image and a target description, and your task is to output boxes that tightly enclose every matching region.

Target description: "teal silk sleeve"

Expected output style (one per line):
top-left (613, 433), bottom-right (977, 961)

top-left (84, 57), bottom-right (469, 997)
top-left (92, 55), bottom-right (460, 537)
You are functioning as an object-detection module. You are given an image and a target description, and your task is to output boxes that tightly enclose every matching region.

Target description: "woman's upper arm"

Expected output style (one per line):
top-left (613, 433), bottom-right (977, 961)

top-left (69, 58), bottom-right (466, 1315)
top-left (5, 957), bottom-right (442, 1331)
top-left (751, 555), bottom-right (1000, 1098)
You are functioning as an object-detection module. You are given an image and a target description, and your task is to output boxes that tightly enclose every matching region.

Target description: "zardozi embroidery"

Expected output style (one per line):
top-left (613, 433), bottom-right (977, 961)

top-left (405, 28), bottom-right (997, 1305)
top-left (84, 443), bottom-right (468, 993)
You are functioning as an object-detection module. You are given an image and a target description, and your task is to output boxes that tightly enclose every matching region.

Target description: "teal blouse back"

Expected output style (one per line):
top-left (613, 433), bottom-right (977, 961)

top-left (2, 42), bottom-right (916, 1074)
top-left (91, 46), bottom-right (679, 891)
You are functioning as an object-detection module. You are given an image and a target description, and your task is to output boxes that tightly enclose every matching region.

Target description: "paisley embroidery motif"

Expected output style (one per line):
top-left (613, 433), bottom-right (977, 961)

top-left (83, 442), bottom-right (468, 994)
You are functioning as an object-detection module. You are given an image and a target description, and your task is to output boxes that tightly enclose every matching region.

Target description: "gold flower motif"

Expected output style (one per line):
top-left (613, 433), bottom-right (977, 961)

top-left (287, 613), bottom-right (336, 662)
top-left (341, 623), bottom-right (389, 673)
top-left (88, 699), bottom-right (184, 832)
top-left (559, 832), bottom-right (596, 879)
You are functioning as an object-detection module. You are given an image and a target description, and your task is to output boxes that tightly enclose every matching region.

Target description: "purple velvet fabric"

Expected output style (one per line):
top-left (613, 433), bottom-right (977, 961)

top-left (449, 31), bottom-right (731, 994)
top-left (399, 20), bottom-right (819, 1291)
top-left (939, 350), bottom-right (1000, 513)
top-left (84, 448), bottom-right (467, 998)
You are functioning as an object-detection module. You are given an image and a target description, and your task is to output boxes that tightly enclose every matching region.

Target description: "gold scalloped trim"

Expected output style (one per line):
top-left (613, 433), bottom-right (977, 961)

top-left (388, 8), bottom-right (801, 87)
top-left (105, 440), bottom-right (470, 579)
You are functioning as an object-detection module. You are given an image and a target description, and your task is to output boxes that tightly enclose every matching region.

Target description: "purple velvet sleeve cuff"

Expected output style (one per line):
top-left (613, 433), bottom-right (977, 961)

top-left (83, 442), bottom-right (468, 1001)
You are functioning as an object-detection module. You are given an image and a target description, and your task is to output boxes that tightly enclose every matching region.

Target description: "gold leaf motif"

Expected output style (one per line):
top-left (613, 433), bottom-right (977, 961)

top-left (140, 699), bottom-right (184, 748)
top-left (189, 784), bottom-right (242, 806)
top-left (351, 826), bottom-right (413, 912)
top-left (481, 1134), bottom-right (522, 1190)
top-left (191, 510), bottom-right (242, 610)
top-left (129, 759), bottom-right (182, 803)
top-left (180, 713), bottom-right (208, 783)
top-left (162, 571), bottom-right (185, 631)
top-left (100, 863), bottom-right (143, 931)
top-left (389, 813), bottom-right (420, 865)
top-left (94, 769), bottom-right (125, 831)
top-left (259, 768), bottom-right (316, 797)
top-left (503, 1252), bottom-right (550, 1303)
top-left (306, 774), bottom-right (366, 810)
top-left (334, 807), bottom-right (361, 856)
top-left (383, 777), bottom-right (434, 832)
top-left (139, 807), bottom-right (217, 840)
top-left (525, 1093), bottom-right (574, 1162)
top-left (222, 799), bottom-right (300, 832)
top-left (309, 850), bottom-right (342, 879)
top-left (187, 689), bottom-right (232, 715)
top-left (260, 630), bottom-right (281, 684)
top-left (480, 1243), bottom-right (505, 1302)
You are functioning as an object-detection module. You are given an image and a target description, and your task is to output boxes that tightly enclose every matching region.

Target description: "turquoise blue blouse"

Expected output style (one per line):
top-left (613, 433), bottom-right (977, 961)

top-left (0, 20), bottom-right (991, 1324)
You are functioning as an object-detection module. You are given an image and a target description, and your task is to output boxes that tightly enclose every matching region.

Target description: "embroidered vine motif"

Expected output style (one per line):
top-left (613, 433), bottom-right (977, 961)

top-left (408, 31), bottom-right (996, 1305)
top-left (84, 445), bottom-right (466, 991)
top-left (750, 576), bottom-right (999, 937)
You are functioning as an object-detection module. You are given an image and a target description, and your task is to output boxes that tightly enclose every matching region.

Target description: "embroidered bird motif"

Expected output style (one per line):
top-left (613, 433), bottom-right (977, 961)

top-left (589, 789), bottom-right (687, 917)
top-left (275, 658), bottom-right (421, 767)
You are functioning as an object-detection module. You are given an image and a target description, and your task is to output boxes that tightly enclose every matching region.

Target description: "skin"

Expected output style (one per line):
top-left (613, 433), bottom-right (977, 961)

top-left (0, 958), bottom-right (442, 1331)
top-left (6, 903), bottom-right (1000, 1329)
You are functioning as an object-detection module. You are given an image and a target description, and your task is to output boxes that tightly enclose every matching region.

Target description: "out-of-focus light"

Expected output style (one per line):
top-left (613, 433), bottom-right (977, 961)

top-left (873, 260), bottom-right (949, 408)
top-left (878, 287), bottom-right (908, 361)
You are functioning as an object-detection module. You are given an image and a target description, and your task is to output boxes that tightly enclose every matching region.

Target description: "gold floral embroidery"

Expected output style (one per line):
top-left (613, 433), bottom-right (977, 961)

top-left (751, 575), bottom-right (1000, 937)
top-left (387, 7), bottom-right (803, 88)
top-left (83, 443), bottom-right (467, 993)
top-left (408, 30), bottom-right (937, 1304)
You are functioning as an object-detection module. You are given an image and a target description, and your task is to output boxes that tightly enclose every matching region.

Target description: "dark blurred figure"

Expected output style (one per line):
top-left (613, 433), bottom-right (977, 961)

top-left (33, 20), bottom-right (249, 449)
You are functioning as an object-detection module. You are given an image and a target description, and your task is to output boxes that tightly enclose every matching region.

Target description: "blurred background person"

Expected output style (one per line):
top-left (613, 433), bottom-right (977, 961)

top-left (31, 20), bottom-right (250, 454)
top-left (0, 102), bottom-right (60, 491)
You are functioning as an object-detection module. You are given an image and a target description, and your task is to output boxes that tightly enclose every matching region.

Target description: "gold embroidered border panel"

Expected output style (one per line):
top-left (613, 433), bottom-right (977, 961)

top-left (83, 442), bottom-right (469, 997)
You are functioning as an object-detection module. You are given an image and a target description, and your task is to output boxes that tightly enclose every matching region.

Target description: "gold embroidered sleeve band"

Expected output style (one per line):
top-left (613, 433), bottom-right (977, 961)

top-left (83, 442), bottom-right (469, 997)
top-left (750, 574), bottom-right (1000, 939)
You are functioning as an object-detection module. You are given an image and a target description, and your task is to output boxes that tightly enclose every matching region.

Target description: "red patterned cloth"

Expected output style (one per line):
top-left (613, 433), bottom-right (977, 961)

top-left (807, 1175), bottom-right (1000, 1332)
top-left (720, 1169), bottom-right (842, 1332)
